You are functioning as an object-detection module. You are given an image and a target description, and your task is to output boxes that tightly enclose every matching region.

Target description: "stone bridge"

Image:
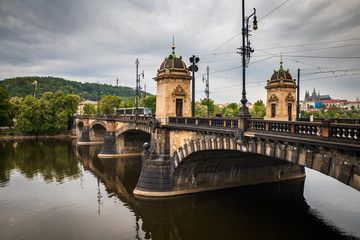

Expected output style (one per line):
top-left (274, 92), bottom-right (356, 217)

top-left (73, 115), bottom-right (360, 197)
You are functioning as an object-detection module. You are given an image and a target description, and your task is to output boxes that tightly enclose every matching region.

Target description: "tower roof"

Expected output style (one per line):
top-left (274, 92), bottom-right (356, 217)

top-left (158, 45), bottom-right (188, 74)
top-left (269, 61), bottom-right (293, 83)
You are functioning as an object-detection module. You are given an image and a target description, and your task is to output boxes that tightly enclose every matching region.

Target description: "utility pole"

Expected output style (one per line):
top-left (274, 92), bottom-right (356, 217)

top-left (135, 59), bottom-right (144, 115)
top-left (189, 55), bottom-right (199, 117)
top-left (297, 69), bottom-right (300, 120)
top-left (135, 59), bottom-right (139, 115)
top-left (97, 81), bottom-right (100, 115)
top-left (203, 66), bottom-right (210, 116)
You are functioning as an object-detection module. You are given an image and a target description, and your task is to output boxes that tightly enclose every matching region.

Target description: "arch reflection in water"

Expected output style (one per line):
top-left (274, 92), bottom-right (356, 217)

top-left (76, 144), bottom-right (353, 240)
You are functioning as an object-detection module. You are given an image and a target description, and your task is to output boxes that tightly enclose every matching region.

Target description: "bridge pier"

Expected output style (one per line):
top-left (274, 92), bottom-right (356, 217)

top-left (98, 120), bottom-right (119, 158)
top-left (78, 118), bottom-right (90, 144)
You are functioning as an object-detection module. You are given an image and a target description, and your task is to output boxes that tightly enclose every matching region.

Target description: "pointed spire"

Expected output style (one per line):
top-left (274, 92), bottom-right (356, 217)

top-left (172, 34), bottom-right (175, 54)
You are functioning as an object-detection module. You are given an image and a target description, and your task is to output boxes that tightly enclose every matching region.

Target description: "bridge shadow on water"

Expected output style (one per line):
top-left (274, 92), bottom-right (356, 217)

top-left (75, 144), bottom-right (358, 240)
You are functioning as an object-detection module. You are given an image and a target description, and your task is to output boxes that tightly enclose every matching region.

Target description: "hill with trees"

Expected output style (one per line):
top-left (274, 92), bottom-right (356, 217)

top-left (0, 76), bottom-right (149, 100)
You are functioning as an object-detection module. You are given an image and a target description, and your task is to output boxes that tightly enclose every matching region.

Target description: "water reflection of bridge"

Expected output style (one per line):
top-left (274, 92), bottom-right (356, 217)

top-left (73, 144), bottom-right (354, 240)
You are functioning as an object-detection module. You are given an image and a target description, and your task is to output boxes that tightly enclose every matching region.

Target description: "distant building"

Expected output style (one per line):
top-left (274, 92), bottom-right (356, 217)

top-left (321, 99), bottom-right (348, 108)
top-left (348, 97), bottom-right (360, 110)
top-left (304, 88), bottom-right (331, 102)
top-left (77, 100), bottom-right (98, 115)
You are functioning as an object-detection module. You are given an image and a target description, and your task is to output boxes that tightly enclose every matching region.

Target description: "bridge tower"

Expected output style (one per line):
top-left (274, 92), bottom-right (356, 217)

top-left (264, 60), bottom-right (297, 121)
top-left (154, 44), bottom-right (192, 123)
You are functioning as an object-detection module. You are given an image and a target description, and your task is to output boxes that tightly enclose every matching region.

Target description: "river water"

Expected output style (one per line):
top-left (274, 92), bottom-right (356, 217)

top-left (0, 139), bottom-right (359, 240)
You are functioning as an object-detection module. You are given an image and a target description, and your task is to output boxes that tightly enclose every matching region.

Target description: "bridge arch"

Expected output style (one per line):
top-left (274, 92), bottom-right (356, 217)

top-left (75, 120), bottom-right (84, 137)
top-left (89, 121), bottom-right (107, 142)
top-left (89, 120), bottom-right (107, 130)
top-left (170, 136), bottom-right (359, 191)
top-left (115, 123), bottom-right (152, 155)
top-left (115, 123), bottom-right (152, 137)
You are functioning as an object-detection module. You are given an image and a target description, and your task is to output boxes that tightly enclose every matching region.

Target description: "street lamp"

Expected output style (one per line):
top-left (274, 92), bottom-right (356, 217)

top-left (135, 59), bottom-right (144, 115)
top-left (189, 55), bottom-right (200, 117)
top-left (238, 1), bottom-right (258, 116)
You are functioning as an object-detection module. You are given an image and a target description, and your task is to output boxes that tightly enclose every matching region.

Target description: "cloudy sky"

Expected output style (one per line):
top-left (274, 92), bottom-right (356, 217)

top-left (1, 0), bottom-right (360, 104)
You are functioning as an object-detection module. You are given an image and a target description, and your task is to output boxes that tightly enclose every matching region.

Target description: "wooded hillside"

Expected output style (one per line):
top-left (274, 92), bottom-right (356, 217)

top-left (0, 76), bottom-right (148, 100)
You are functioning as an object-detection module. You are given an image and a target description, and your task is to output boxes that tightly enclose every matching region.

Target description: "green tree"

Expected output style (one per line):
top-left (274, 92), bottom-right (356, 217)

top-left (123, 97), bottom-right (136, 108)
top-left (15, 96), bottom-right (42, 133)
top-left (222, 103), bottom-right (239, 117)
top-left (222, 107), bottom-right (235, 117)
top-left (340, 113), bottom-right (349, 119)
top-left (0, 88), bottom-right (13, 126)
top-left (352, 113), bottom-right (360, 119)
top-left (320, 103), bottom-right (327, 110)
top-left (15, 91), bottom-right (80, 134)
top-left (327, 106), bottom-right (342, 118)
top-left (100, 95), bottom-right (121, 115)
top-left (9, 96), bottom-right (22, 122)
top-left (83, 104), bottom-right (96, 115)
top-left (250, 100), bottom-right (266, 118)
top-left (200, 98), bottom-right (215, 116)
top-left (195, 101), bottom-right (207, 116)
top-left (213, 104), bottom-right (222, 117)
top-left (144, 95), bottom-right (156, 114)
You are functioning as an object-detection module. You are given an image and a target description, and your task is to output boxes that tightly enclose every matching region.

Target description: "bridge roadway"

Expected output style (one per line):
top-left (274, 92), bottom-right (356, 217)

top-left (74, 115), bottom-right (360, 197)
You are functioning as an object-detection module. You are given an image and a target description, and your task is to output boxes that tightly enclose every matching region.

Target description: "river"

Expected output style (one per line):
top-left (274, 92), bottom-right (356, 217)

top-left (0, 139), bottom-right (359, 240)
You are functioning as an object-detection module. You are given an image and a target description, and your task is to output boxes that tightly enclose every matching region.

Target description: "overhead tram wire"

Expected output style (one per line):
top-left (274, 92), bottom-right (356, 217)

top-left (301, 72), bottom-right (360, 82)
top-left (257, 0), bottom-right (290, 22)
top-left (256, 48), bottom-right (324, 69)
top-left (282, 55), bottom-right (360, 59)
top-left (257, 37), bottom-right (360, 51)
top-left (200, 0), bottom-right (291, 61)
top-left (269, 43), bottom-right (360, 55)
top-left (301, 67), bottom-right (360, 76)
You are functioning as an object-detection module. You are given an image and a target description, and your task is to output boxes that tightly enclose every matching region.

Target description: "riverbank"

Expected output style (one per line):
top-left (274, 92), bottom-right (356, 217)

top-left (0, 133), bottom-right (73, 141)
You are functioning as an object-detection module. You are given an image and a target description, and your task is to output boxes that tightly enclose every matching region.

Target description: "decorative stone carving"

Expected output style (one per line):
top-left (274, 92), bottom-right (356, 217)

top-left (285, 92), bottom-right (295, 102)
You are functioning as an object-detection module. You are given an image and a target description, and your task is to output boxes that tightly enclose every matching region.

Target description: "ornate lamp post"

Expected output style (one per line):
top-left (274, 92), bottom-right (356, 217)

top-left (238, 0), bottom-right (258, 116)
top-left (189, 55), bottom-right (200, 117)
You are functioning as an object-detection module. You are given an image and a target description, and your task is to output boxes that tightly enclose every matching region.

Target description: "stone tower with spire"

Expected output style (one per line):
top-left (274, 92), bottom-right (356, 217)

top-left (154, 44), bottom-right (192, 122)
top-left (264, 60), bottom-right (297, 121)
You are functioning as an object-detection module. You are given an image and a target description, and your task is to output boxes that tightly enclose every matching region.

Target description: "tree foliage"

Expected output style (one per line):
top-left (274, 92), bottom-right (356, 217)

top-left (200, 98), bottom-right (215, 116)
top-left (0, 87), bottom-right (13, 126)
top-left (250, 100), bottom-right (266, 118)
top-left (195, 102), bottom-right (207, 116)
top-left (143, 95), bottom-right (156, 113)
top-left (15, 91), bottom-right (80, 134)
top-left (100, 95), bottom-right (122, 115)
top-left (300, 107), bottom-right (360, 119)
top-left (83, 104), bottom-right (96, 115)
top-left (222, 103), bottom-right (239, 117)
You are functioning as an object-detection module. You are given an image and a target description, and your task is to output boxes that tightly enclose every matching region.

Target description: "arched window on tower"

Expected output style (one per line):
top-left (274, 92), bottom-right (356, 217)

top-left (271, 104), bottom-right (276, 118)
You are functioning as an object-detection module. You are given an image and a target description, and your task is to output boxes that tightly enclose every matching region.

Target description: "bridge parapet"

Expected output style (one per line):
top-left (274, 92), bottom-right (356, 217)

top-left (249, 119), bottom-right (360, 143)
top-left (79, 114), bottom-right (152, 122)
top-left (169, 116), bottom-right (239, 129)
